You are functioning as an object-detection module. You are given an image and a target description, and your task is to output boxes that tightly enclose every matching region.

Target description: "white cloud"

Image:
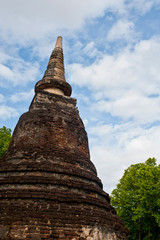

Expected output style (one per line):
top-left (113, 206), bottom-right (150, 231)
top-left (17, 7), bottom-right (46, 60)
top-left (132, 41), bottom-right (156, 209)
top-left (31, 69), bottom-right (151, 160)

top-left (0, 56), bottom-right (40, 87)
top-left (83, 41), bottom-right (100, 58)
top-left (95, 94), bottom-right (160, 124)
top-left (0, 105), bottom-right (19, 120)
top-left (89, 122), bottom-right (160, 193)
top-left (0, 94), bottom-right (5, 103)
top-left (0, 64), bottom-right (14, 80)
top-left (68, 37), bottom-right (160, 124)
top-left (107, 19), bottom-right (136, 42)
top-left (10, 89), bottom-right (34, 103)
top-left (0, 0), bottom-right (126, 45)
top-left (0, 50), bottom-right (11, 64)
top-left (0, 0), bottom-right (159, 60)
top-left (128, 0), bottom-right (160, 14)
top-left (1, 0), bottom-right (158, 46)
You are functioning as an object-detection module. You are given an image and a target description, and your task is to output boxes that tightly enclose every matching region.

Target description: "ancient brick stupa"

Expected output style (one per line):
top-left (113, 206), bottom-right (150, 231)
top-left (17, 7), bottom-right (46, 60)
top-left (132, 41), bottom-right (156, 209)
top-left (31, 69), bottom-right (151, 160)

top-left (0, 37), bottom-right (128, 239)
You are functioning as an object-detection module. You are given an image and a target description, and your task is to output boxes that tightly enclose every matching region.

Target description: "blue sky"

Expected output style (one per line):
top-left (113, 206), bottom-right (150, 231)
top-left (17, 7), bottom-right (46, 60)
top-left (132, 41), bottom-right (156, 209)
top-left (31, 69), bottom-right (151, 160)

top-left (0, 0), bottom-right (160, 193)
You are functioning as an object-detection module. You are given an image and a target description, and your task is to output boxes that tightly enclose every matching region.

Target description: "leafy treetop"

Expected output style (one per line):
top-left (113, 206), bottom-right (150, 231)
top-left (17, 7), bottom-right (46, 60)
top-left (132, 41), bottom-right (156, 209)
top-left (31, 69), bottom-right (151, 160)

top-left (0, 126), bottom-right (12, 157)
top-left (111, 158), bottom-right (160, 240)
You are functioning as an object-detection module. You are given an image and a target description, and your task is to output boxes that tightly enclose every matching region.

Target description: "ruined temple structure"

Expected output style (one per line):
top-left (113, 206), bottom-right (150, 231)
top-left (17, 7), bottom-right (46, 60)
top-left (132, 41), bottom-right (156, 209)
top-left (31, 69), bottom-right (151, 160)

top-left (0, 37), bottom-right (128, 239)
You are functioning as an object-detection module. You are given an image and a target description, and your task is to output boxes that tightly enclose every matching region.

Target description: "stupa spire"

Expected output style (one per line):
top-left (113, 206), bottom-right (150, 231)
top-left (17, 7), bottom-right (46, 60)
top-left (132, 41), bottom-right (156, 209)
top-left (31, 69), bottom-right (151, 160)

top-left (55, 36), bottom-right (62, 49)
top-left (35, 36), bottom-right (72, 96)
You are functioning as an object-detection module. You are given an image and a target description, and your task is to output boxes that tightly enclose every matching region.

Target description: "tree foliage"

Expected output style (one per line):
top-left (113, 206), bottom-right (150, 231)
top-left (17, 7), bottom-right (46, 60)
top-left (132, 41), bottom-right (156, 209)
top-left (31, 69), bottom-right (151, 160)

top-left (111, 158), bottom-right (160, 240)
top-left (0, 126), bottom-right (12, 157)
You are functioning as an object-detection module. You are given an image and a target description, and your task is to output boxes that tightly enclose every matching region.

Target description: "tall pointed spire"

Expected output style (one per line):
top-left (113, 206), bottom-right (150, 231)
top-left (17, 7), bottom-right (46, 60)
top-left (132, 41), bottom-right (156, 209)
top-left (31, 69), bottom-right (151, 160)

top-left (35, 36), bottom-right (72, 96)
top-left (55, 36), bottom-right (63, 49)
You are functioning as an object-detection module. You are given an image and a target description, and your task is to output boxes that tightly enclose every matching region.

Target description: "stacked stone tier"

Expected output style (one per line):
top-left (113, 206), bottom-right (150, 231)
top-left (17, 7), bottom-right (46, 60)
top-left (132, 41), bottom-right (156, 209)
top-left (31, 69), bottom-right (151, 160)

top-left (0, 91), bottom-right (128, 239)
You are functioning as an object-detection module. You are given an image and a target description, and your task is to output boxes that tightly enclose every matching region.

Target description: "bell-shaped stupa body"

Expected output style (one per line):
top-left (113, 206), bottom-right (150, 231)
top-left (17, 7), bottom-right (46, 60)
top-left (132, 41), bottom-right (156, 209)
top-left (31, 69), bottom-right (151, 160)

top-left (0, 37), bottom-right (128, 239)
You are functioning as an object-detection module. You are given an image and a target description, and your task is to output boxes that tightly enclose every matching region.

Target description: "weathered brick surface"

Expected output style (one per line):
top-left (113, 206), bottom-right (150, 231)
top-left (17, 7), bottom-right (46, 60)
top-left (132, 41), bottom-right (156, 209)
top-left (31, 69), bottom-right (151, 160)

top-left (0, 90), bottom-right (128, 239)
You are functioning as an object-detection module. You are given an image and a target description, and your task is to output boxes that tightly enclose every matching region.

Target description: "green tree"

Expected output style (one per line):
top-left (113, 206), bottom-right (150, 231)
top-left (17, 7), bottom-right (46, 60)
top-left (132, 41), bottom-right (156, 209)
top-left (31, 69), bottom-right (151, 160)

top-left (0, 126), bottom-right (12, 157)
top-left (111, 158), bottom-right (160, 240)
